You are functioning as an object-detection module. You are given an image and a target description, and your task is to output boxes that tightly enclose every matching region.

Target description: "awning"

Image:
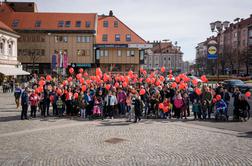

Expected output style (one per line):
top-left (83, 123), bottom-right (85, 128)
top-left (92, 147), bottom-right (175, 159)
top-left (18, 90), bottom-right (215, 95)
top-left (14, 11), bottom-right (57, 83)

top-left (0, 67), bottom-right (30, 76)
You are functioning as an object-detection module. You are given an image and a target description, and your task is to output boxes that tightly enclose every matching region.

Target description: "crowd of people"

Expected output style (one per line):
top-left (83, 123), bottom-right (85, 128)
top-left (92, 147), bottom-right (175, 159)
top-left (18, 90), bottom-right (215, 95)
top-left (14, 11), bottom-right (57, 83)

top-left (13, 67), bottom-right (251, 122)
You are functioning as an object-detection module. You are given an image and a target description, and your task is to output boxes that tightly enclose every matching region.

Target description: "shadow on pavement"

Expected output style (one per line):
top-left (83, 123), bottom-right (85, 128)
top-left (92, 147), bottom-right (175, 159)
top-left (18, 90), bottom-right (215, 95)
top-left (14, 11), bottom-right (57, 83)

top-left (238, 131), bottom-right (252, 138)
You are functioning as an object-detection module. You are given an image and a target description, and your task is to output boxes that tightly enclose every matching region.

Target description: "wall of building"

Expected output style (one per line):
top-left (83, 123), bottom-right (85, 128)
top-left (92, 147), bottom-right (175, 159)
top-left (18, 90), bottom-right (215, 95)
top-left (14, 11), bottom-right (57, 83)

top-left (0, 29), bottom-right (19, 67)
top-left (17, 32), bottom-right (94, 64)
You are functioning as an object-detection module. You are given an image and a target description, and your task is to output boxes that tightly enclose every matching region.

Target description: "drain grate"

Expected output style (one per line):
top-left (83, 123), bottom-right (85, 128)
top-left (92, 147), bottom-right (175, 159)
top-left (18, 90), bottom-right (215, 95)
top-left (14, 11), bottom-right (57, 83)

top-left (104, 138), bottom-right (126, 144)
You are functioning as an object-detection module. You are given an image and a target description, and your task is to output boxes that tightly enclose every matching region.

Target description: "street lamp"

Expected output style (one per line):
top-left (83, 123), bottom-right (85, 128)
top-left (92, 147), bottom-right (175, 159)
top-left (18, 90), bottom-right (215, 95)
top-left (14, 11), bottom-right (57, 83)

top-left (209, 20), bottom-right (230, 82)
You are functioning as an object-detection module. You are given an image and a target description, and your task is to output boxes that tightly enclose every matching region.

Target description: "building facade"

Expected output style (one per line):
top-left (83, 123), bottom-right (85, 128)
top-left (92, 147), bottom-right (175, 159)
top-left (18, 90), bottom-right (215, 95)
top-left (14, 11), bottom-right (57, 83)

top-left (0, 20), bottom-right (29, 77)
top-left (0, 2), bottom-right (148, 74)
top-left (196, 14), bottom-right (252, 76)
top-left (144, 41), bottom-right (184, 73)
top-left (95, 11), bottom-right (150, 73)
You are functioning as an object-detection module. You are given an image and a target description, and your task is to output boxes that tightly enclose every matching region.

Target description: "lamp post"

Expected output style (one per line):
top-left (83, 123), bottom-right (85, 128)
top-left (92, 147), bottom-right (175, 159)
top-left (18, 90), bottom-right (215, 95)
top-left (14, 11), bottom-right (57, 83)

top-left (209, 20), bottom-right (229, 83)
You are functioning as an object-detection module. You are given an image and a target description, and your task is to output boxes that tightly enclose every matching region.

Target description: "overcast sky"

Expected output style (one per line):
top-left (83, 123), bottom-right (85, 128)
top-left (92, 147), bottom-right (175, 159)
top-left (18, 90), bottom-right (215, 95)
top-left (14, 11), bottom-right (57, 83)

top-left (14, 0), bottom-right (252, 61)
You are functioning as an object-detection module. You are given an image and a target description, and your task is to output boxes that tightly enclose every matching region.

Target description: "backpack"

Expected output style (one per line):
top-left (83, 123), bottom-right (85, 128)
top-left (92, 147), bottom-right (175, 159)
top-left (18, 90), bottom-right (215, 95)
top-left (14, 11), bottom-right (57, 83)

top-left (174, 99), bottom-right (184, 109)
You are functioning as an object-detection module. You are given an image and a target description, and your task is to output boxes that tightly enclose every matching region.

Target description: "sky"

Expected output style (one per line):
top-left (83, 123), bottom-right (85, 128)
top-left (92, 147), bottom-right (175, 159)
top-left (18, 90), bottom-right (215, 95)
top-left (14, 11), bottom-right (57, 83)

top-left (13, 0), bottom-right (252, 62)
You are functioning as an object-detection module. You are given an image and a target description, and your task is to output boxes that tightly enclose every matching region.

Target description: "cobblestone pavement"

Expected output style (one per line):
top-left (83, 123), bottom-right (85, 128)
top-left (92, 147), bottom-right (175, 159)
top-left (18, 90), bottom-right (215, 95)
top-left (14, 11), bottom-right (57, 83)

top-left (0, 93), bottom-right (252, 166)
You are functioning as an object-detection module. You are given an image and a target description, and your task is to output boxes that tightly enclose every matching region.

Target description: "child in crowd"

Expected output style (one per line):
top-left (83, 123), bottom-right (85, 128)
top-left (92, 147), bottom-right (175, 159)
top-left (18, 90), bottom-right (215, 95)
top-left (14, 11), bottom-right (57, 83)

top-left (192, 99), bottom-right (201, 120)
top-left (201, 100), bottom-right (208, 120)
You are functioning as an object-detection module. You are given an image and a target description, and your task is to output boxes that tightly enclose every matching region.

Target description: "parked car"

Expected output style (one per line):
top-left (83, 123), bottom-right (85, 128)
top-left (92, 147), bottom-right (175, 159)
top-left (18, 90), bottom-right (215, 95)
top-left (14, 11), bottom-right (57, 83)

top-left (222, 79), bottom-right (252, 93)
top-left (188, 76), bottom-right (203, 83)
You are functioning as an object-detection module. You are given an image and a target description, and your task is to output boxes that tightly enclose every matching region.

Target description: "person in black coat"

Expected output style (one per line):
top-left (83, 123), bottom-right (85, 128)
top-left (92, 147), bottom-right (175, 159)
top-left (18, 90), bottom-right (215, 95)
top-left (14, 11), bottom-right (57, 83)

top-left (134, 93), bottom-right (142, 123)
top-left (21, 87), bottom-right (29, 120)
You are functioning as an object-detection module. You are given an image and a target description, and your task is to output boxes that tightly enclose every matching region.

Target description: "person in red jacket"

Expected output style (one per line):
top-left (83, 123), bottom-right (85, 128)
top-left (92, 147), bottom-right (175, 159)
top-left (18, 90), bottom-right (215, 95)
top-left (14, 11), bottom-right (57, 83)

top-left (29, 90), bottom-right (39, 118)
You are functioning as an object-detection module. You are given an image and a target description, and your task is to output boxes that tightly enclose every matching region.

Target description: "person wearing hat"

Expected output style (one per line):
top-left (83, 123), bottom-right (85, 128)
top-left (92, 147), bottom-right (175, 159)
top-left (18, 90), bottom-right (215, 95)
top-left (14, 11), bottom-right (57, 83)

top-left (21, 87), bottom-right (29, 120)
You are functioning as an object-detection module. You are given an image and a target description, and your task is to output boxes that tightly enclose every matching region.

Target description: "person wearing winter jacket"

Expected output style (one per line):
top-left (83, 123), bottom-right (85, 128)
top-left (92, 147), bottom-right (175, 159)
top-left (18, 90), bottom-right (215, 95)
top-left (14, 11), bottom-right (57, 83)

top-left (29, 90), bottom-right (39, 118)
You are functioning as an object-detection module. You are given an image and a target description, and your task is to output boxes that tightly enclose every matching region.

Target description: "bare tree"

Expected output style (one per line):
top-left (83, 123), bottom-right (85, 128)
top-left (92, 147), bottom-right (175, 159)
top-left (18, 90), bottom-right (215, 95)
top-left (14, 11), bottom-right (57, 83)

top-left (28, 50), bottom-right (40, 73)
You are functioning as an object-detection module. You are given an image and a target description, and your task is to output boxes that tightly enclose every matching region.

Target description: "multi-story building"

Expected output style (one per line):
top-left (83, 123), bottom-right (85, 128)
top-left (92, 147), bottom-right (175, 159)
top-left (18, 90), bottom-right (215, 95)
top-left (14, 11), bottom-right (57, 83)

top-left (0, 2), bottom-right (149, 74)
top-left (196, 14), bottom-right (252, 76)
top-left (144, 41), bottom-right (184, 72)
top-left (0, 20), bottom-right (28, 77)
top-left (0, 2), bottom-right (97, 74)
top-left (95, 11), bottom-right (150, 73)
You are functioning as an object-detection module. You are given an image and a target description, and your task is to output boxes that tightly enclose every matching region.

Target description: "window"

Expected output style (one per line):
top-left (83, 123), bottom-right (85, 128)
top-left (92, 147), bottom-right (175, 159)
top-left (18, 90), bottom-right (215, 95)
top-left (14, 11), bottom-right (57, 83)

top-left (102, 34), bottom-right (108, 42)
top-left (127, 50), bottom-right (130, 57)
top-left (130, 50), bottom-right (135, 56)
top-left (114, 21), bottom-right (118, 28)
top-left (63, 36), bottom-right (68, 43)
top-left (100, 50), bottom-right (104, 57)
top-left (104, 50), bottom-right (108, 56)
top-left (55, 36), bottom-right (68, 43)
top-left (58, 21), bottom-right (64, 27)
top-left (249, 30), bottom-right (252, 37)
top-left (35, 20), bottom-right (41, 27)
top-left (117, 50), bottom-right (121, 56)
top-left (115, 34), bottom-right (120, 41)
top-left (0, 42), bottom-right (4, 54)
top-left (77, 36), bottom-right (91, 43)
top-left (8, 42), bottom-right (13, 56)
top-left (77, 36), bottom-right (82, 43)
top-left (12, 19), bottom-right (19, 28)
top-left (85, 21), bottom-right (91, 28)
top-left (76, 21), bottom-right (81, 27)
top-left (65, 21), bottom-right (71, 27)
top-left (103, 21), bottom-right (108, 27)
top-left (126, 34), bottom-right (131, 42)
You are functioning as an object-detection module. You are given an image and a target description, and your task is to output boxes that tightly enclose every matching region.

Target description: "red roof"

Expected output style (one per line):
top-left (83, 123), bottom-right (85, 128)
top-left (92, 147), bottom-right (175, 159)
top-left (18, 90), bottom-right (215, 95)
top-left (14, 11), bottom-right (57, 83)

top-left (0, 3), bottom-right (97, 31)
top-left (0, 20), bottom-right (15, 33)
top-left (96, 15), bottom-right (146, 44)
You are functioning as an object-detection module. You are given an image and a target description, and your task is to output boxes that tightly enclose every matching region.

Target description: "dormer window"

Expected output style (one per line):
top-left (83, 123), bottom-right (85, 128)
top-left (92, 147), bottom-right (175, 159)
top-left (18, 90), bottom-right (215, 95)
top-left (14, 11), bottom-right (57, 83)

top-left (12, 19), bottom-right (19, 28)
top-left (35, 20), bottom-right (41, 27)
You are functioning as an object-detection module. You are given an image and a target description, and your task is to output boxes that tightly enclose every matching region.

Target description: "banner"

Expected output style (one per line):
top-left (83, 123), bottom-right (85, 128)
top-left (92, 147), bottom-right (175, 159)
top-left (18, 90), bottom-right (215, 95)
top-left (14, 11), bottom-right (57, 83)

top-left (63, 52), bottom-right (68, 69)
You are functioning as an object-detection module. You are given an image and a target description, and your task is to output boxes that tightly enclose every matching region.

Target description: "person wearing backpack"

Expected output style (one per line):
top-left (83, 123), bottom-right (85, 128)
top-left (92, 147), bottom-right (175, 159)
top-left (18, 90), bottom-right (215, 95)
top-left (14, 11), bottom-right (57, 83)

top-left (173, 92), bottom-right (184, 119)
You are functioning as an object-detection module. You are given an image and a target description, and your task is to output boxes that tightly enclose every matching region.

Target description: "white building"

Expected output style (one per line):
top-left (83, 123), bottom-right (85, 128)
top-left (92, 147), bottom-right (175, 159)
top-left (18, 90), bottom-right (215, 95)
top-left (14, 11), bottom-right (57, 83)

top-left (144, 42), bottom-right (184, 72)
top-left (0, 21), bottom-right (29, 76)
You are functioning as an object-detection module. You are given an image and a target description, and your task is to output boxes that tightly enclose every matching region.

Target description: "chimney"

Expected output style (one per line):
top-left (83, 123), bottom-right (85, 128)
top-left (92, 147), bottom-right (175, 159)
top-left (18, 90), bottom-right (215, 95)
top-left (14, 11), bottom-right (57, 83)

top-left (109, 10), bottom-right (113, 16)
top-left (250, 14), bottom-right (252, 18)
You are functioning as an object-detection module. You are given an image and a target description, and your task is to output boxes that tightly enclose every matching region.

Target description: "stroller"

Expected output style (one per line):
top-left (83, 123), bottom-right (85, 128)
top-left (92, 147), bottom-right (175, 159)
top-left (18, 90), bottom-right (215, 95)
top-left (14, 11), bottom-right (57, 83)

top-left (91, 98), bottom-right (104, 120)
top-left (215, 99), bottom-right (228, 121)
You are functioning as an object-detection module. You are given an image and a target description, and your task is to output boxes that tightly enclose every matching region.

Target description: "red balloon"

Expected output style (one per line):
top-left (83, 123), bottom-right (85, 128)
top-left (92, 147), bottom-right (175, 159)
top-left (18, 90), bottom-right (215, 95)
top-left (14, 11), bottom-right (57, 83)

top-left (63, 80), bottom-right (68, 86)
top-left (161, 66), bottom-right (165, 73)
top-left (155, 80), bottom-right (161, 86)
top-left (122, 82), bottom-right (128, 88)
top-left (74, 93), bottom-right (79, 99)
top-left (159, 103), bottom-right (164, 109)
top-left (82, 85), bottom-right (87, 92)
top-left (79, 68), bottom-right (84, 73)
top-left (175, 76), bottom-right (180, 83)
top-left (168, 74), bottom-right (173, 80)
top-left (160, 76), bottom-right (165, 82)
top-left (103, 74), bottom-right (109, 82)
top-left (140, 89), bottom-right (146, 95)
top-left (86, 79), bottom-right (92, 85)
top-left (245, 91), bottom-right (251, 97)
top-left (146, 78), bottom-right (151, 84)
top-left (69, 67), bottom-right (74, 74)
top-left (46, 75), bottom-right (52, 81)
top-left (67, 77), bottom-right (73, 82)
top-left (57, 89), bottom-right (62, 95)
top-left (114, 82), bottom-right (119, 88)
top-left (143, 70), bottom-right (147, 76)
top-left (84, 72), bottom-right (89, 77)
top-left (105, 84), bottom-right (111, 91)
top-left (192, 79), bottom-right (198, 86)
top-left (216, 95), bottom-right (221, 101)
top-left (163, 106), bottom-right (169, 113)
top-left (169, 69), bottom-right (172, 74)
top-left (76, 73), bottom-right (82, 80)
top-left (39, 80), bottom-right (45, 86)
top-left (212, 98), bottom-right (217, 104)
top-left (171, 82), bottom-right (177, 89)
top-left (96, 68), bottom-right (102, 77)
top-left (80, 78), bottom-right (85, 84)
top-left (50, 95), bottom-right (54, 102)
top-left (128, 70), bottom-right (133, 76)
top-left (201, 75), bottom-right (208, 83)
top-left (195, 88), bottom-right (202, 96)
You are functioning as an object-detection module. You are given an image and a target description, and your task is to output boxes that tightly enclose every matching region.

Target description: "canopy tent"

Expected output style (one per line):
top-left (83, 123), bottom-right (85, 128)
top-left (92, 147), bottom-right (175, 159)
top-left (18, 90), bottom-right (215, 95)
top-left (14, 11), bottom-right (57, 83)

top-left (0, 67), bottom-right (30, 76)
